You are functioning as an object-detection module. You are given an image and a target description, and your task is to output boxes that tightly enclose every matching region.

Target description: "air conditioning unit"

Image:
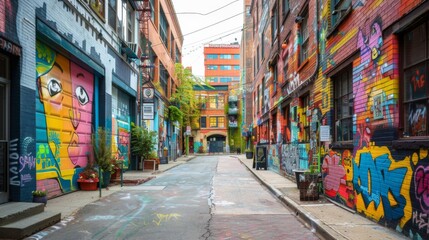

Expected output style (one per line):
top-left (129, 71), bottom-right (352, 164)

top-left (127, 42), bottom-right (139, 59)
top-left (121, 42), bottom-right (139, 59)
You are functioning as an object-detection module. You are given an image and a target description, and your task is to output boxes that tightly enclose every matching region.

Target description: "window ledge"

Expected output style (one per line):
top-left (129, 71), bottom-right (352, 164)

top-left (297, 59), bottom-right (309, 72)
top-left (392, 138), bottom-right (429, 149)
top-left (331, 141), bottom-right (353, 149)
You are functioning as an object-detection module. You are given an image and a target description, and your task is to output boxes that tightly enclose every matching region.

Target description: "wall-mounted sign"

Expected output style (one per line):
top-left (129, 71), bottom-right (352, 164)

top-left (142, 87), bottom-right (154, 102)
top-left (320, 125), bottom-right (330, 142)
top-left (142, 103), bottom-right (154, 120)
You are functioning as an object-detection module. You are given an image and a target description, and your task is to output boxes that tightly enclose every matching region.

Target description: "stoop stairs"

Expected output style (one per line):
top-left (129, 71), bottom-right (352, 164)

top-left (0, 202), bottom-right (60, 239)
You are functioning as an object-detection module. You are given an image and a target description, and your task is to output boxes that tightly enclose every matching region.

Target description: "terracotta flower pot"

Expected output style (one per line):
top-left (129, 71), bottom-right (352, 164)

top-left (78, 179), bottom-right (99, 191)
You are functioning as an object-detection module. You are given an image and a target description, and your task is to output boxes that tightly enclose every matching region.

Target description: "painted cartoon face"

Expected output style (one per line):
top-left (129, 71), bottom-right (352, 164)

top-left (38, 54), bottom-right (93, 168)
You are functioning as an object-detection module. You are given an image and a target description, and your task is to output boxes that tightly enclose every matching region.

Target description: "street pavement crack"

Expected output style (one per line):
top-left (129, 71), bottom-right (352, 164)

top-left (201, 163), bottom-right (217, 240)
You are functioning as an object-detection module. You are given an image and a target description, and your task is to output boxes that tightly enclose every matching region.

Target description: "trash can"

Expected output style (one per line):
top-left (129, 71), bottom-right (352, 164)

top-left (293, 169), bottom-right (306, 189)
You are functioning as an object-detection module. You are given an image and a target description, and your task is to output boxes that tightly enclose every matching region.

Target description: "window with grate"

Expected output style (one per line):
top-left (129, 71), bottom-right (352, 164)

top-left (299, 7), bottom-right (309, 65)
top-left (402, 20), bottom-right (429, 136)
top-left (333, 65), bottom-right (353, 142)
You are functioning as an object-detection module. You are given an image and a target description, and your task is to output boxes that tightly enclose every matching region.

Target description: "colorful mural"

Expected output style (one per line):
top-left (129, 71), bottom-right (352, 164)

top-left (112, 87), bottom-right (131, 169)
top-left (36, 41), bottom-right (94, 196)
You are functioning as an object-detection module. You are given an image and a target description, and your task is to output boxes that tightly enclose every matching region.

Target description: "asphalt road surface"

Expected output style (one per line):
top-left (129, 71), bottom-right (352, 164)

top-left (29, 155), bottom-right (319, 240)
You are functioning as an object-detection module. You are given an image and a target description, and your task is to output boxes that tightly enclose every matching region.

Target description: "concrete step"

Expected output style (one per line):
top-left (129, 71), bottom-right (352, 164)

top-left (0, 202), bottom-right (45, 226)
top-left (0, 211), bottom-right (61, 239)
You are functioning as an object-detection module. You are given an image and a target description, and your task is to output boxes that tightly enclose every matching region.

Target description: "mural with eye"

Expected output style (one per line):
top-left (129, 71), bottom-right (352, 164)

top-left (47, 79), bottom-right (62, 97)
top-left (75, 86), bottom-right (89, 106)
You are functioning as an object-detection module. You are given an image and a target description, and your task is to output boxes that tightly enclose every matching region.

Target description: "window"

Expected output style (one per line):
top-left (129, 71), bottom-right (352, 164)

top-left (160, 63), bottom-right (169, 95)
top-left (273, 64), bottom-right (278, 94)
top-left (261, 31), bottom-right (265, 61)
top-left (149, 0), bottom-right (155, 22)
top-left (334, 65), bottom-right (353, 142)
top-left (282, 0), bottom-right (289, 19)
top-left (170, 33), bottom-right (175, 57)
top-left (402, 21), bottom-right (429, 136)
top-left (299, 7), bottom-right (309, 65)
top-left (207, 54), bottom-right (218, 59)
top-left (200, 116), bottom-right (207, 128)
top-left (301, 94), bottom-right (310, 142)
top-left (271, 4), bottom-right (278, 45)
top-left (208, 95), bottom-right (224, 108)
top-left (208, 77), bottom-right (218, 82)
top-left (89, 0), bottom-right (105, 19)
top-left (233, 65), bottom-right (240, 70)
top-left (207, 65), bottom-right (218, 70)
top-left (220, 77), bottom-right (232, 82)
top-left (220, 54), bottom-right (232, 59)
top-left (220, 65), bottom-right (232, 70)
top-left (108, 0), bottom-right (117, 30)
top-left (209, 116), bottom-right (225, 128)
top-left (234, 54), bottom-right (240, 59)
top-left (160, 8), bottom-right (168, 47)
top-left (256, 46), bottom-right (260, 72)
top-left (272, 112), bottom-right (277, 143)
top-left (233, 77), bottom-right (240, 81)
top-left (282, 105), bottom-right (290, 143)
top-left (331, 0), bottom-right (351, 28)
top-left (126, 3), bottom-right (134, 42)
top-left (175, 49), bottom-right (181, 63)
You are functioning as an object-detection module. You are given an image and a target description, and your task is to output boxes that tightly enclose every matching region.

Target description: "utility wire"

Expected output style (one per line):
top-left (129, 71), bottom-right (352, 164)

top-left (174, 0), bottom-right (239, 16)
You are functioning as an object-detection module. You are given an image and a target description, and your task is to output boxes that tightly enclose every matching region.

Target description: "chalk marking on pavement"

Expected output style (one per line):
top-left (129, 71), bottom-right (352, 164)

top-left (152, 213), bottom-right (181, 226)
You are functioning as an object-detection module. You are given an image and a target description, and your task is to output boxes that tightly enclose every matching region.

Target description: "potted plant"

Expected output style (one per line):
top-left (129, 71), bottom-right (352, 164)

top-left (111, 155), bottom-right (124, 181)
top-left (131, 122), bottom-right (157, 170)
top-left (92, 127), bottom-right (114, 188)
top-left (298, 165), bottom-right (320, 201)
top-left (245, 148), bottom-right (254, 159)
top-left (32, 189), bottom-right (48, 206)
top-left (77, 165), bottom-right (99, 191)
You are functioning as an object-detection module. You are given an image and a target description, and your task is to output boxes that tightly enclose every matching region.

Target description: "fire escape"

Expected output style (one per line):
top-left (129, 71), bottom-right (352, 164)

top-left (135, 0), bottom-right (152, 114)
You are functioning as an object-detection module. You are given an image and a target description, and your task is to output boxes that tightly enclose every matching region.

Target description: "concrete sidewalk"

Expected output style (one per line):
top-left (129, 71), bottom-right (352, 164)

top-left (45, 154), bottom-right (406, 240)
top-left (234, 155), bottom-right (406, 240)
top-left (45, 155), bottom-right (196, 220)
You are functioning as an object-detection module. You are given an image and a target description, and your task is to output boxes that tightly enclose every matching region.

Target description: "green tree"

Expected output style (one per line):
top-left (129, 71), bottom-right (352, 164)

top-left (130, 122), bottom-right (157, 163)
top-left (170, 63), bottom-right (209, 155)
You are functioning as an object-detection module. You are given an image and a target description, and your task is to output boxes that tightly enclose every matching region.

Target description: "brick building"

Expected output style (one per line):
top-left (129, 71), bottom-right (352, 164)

top-left (0, 0), bottom-right (182, 203)
top-left (192, 43), bottom-right (242, 154)
top-left (246, 0), bottom-right (429, 237)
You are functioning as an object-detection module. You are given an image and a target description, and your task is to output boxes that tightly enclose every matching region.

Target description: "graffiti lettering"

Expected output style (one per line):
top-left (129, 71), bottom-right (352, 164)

top-left (281, 144), bottom-right (298, 175)
top-left (21, 174), bottom-right (32, 184)
top-left (414, 166), bottom-right (429, 213)
top-left (408, 107), bottom-right (426, 126)
top-left (9, 138), bottom-right (20, 186)
top-left (20, 155), bottom-right (36, 172)
top-left (353, 152), bottom-right (407, 222)
top-left (412, 211), bottom-right (429, 234)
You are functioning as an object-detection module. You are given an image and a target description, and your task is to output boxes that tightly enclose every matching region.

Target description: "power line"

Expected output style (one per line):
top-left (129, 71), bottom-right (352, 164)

top-left (182, 12), bottom-right (244, 38)
top-left (174, 0), bottom-right (239, 16)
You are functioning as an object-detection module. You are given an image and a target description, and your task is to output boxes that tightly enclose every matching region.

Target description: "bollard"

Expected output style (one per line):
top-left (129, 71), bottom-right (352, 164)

top-left (120, 162), bottom-right (123, 187)
top-left (98, 167), bottom-right (102, 198)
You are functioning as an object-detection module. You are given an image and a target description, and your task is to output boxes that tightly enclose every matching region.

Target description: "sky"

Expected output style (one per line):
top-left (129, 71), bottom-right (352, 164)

top-left (171, 0), bottom-right (244, 79)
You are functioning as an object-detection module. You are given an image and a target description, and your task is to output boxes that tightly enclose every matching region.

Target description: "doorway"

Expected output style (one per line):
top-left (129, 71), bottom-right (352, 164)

top-left (208, 135), bottom-right (226, 153)
top-left (0, 54), bottom-right (9, 204)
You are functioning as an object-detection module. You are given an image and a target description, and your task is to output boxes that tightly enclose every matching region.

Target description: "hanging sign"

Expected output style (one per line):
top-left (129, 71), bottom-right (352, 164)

top-left (320, 125), bottom-right (330, 142)
top-left (142, 103), bottom-right (154, 120)
top-left (142, 87), bottom-right (154, 102)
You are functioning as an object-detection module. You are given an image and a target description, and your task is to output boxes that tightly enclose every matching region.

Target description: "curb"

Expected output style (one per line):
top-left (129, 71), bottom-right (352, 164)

top-left (236, 157), bottom-right (337, 240)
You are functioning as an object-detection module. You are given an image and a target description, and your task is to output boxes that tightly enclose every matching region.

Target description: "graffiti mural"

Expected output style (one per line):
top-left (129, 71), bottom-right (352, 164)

top-left (36, 41), bottom-right (94, 195)
top-left (112, 87), bottom-right (131, 169)
top-left (280, 144), bottom-right (298, 176)
top-left (267, 145), bottom-right (280, 173)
